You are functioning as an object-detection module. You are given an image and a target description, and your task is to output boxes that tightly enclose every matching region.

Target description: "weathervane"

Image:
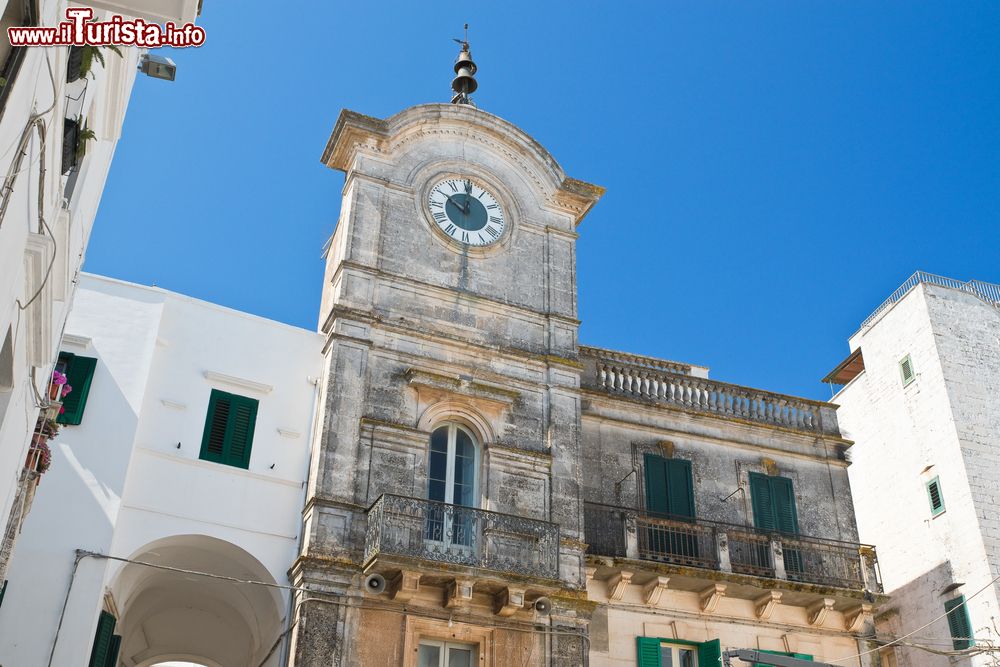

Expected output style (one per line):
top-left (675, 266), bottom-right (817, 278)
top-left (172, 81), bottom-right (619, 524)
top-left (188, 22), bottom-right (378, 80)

top-left (450, 23), bottom-right (477, 106)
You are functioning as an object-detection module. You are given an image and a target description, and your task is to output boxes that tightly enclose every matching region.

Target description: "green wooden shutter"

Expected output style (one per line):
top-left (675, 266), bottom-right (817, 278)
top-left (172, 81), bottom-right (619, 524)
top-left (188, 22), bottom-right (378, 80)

top-left (637, 637), bottom-right (662, 667)
top-left (926, 477), bottom-right (945, 516)
top-left (666, 458), bottom-right (695, 519)
top-left (199, 389), bottom-right (258, 470)
top-left (945, 596), bottom-right (973, 650)
top-left (771, 476), bottom-right (799, 535)
top-left (200, 391), bottom-right (230, 464)
top-left (226, 395), bottom-right (258, 468)
top-left (698, 639), bottom-right (721, 666)
top-left (87, 611), bottom-right (116, 667)
top-left (749, 473), bottom-right (775, 531)
top-left (58, 353), bottom-right (97, 425)
top-left (105, 635), bottom-right (121, 667)
top-left (644, 454), bottom-right (669, 516)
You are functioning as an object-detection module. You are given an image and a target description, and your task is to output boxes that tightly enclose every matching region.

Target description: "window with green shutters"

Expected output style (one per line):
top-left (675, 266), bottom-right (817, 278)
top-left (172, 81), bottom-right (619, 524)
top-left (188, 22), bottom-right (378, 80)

top-left (749, 473), bottom-right (802, 575)
top-left (56, 352), bottom-right (97, 425)
top-left (944, 596), bottom-right (974, 650)
top-left (926, 477), bottom-right (945, 517)
top-left (644, 454), bottom-right (695, 519)
top-left (87, 610), bottom-right (117, 667)
top-left (636, 636), bottom-right (722, 666)
top-left (199, 389), bottom-right (258, 469)
top-left (749, 473), bottom-right (799, 534)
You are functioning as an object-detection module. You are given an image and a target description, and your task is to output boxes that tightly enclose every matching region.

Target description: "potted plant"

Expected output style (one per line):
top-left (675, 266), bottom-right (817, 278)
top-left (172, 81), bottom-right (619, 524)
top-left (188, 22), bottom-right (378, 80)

top-left (66, 44), bottom-right (122, 83)
top-left (49, 369), bottom-right (72, 402)
top-left (27, 414), bottom-right (59, 475)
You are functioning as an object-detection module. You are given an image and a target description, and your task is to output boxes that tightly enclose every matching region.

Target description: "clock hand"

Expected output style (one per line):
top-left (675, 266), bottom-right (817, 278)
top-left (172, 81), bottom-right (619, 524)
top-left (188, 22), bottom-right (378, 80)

top-left (464, 181), bottom-right (473, 214)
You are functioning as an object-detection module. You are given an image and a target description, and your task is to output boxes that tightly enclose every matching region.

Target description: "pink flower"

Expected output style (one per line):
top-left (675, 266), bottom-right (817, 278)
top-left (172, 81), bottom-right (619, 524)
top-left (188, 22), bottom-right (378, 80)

top-left (52, 371), bottom-right (67, 385)
top-left (61, 384), bottom-right (72, 396)
top-left (59, 406), bottom-right (65, 414)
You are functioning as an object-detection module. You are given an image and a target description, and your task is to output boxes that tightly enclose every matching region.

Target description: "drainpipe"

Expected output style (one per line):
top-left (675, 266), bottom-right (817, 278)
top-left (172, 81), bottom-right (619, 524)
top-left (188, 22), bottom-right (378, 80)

top-left (275, 373), bottom-right (322, 667)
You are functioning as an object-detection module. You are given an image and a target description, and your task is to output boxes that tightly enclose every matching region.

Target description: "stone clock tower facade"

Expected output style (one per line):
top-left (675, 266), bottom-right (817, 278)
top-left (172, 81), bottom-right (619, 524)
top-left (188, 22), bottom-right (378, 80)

top-left (288, 100), bottom-right (604, 666)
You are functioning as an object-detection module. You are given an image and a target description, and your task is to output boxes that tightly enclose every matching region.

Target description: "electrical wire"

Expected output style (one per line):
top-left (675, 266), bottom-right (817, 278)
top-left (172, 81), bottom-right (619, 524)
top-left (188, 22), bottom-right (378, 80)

top-left (75, 550), bottom-right (590, 656)
top-left (828, 572), bottom-right (1000, 663)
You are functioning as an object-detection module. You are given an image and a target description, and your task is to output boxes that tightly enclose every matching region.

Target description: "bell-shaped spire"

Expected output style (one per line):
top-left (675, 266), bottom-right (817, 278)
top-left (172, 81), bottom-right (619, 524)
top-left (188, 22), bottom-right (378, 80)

top-left (451, 24), bottom-right (477, 106)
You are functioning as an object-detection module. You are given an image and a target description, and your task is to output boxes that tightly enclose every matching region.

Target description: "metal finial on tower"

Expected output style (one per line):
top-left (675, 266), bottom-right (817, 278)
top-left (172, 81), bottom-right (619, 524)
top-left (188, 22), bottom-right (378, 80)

top-left (451, 24), bottom-right (477, 106)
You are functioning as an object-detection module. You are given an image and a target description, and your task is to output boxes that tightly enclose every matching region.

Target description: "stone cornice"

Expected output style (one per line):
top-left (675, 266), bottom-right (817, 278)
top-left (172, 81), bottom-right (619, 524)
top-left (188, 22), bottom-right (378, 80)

top-left (405, 368), bottom-right (521, 407)
top-left (321, 104), bottom-right (604, 225)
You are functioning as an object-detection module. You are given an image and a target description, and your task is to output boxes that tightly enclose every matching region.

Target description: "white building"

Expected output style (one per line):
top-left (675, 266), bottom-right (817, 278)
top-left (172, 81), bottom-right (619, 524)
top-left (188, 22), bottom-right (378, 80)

top-left (826, 271), bottom-right (1000, 666)
top-left (0, 0), bottom-right (200, 587)
top-left (0, 274), bottom-right (324, 667)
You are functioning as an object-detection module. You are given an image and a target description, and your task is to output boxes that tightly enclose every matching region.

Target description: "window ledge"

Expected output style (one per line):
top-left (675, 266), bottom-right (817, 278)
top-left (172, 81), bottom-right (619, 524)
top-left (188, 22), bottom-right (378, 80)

top-left (203, 370), bottom-right (273, 394)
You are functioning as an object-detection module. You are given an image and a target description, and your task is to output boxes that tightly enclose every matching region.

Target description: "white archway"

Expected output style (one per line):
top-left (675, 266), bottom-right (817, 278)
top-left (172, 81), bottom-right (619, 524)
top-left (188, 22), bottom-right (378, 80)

top-left (111, 535), bottom-right (285, 667)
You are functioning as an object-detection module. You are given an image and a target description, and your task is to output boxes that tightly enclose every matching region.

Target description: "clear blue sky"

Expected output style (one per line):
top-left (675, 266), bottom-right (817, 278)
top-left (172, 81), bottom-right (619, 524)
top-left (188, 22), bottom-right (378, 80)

top-left (85, 1), bottom-right (1000, 400)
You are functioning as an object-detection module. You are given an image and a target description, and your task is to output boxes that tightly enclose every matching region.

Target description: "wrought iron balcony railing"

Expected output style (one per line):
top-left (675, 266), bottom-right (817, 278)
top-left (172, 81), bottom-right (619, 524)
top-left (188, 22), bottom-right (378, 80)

top-left (364, 494), bottom-right (561, 580)
top-left (584, 502), bottom-right (881, 593)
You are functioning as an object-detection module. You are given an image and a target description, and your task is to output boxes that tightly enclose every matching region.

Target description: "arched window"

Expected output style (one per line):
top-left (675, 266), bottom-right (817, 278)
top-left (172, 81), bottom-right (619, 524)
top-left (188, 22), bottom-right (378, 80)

top-left (427, 423), bottom-right (478, 507)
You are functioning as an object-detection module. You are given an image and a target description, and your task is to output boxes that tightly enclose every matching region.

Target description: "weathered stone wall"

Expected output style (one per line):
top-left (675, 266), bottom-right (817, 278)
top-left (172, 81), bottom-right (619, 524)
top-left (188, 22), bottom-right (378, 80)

top-left (580, 400), bottom-right (858, 542)
top-left (290, 104), bottom-right (601, 666)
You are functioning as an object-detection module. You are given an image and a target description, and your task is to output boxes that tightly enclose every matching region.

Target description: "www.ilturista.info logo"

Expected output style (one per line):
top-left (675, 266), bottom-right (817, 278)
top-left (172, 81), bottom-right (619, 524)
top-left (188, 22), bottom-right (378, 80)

top-left (8, 7), bottom-right (205, 48)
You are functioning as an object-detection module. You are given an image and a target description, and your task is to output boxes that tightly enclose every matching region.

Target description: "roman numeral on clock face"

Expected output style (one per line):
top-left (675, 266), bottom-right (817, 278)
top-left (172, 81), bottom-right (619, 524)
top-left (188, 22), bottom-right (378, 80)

top-left (433, 212), bottom-right (447, 222)
top-left (485, 225), bottom-right (500, 238)
top-left (444, 224), bottom-right (456, 236)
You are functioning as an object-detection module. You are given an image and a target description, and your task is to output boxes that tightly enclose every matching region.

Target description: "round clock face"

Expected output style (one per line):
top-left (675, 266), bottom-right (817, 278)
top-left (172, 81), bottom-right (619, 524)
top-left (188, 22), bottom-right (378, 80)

top-left (427, 178), bottom-right (506, 247)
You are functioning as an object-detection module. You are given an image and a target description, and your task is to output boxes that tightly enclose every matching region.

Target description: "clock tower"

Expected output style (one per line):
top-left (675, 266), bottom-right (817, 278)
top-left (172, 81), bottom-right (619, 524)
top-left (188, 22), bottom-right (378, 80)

top-left (289, 39), bottom-right (603, 666)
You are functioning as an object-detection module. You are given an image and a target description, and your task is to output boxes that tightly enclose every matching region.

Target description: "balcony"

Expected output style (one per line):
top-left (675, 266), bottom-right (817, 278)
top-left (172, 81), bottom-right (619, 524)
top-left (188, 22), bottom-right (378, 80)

top-left (584, 502), bottom-right (881, 593)
top-left (580, 347), bottom-right (841, 437)
top-left (364, 494), bottom-right (561, 581)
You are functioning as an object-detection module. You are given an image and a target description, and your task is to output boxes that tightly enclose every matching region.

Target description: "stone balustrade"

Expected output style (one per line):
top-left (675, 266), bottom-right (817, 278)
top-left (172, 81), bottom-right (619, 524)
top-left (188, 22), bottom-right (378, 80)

top-left (580, 347), bottom-right (840, 436)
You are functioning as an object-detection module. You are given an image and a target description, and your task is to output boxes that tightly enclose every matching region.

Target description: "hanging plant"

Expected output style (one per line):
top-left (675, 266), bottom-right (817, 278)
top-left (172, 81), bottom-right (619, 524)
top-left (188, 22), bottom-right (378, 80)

top-left (76, 120), bottom-right (96, 160)
top-left (61, 116), bottom-right (96, 174)
top-left (74, 44), bottom-right (123, 82)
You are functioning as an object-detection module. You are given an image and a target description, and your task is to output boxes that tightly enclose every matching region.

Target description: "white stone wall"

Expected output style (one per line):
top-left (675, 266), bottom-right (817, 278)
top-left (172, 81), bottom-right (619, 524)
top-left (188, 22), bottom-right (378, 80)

top-left (0, 0), bottom-right (165, 581)
top-left (0, 275), bottom-right (323, 667)
top-left (837, 282), bottom-right (1000, 666)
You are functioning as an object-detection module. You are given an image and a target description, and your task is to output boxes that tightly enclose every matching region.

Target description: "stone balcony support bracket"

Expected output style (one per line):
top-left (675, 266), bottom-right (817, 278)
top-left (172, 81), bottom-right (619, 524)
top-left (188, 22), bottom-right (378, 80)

top-left (607, 570), bottom-right (633, 602)
top-left (387, 570), bottom-right (421, 603)
top-left (754, 591), bottom-right (782, 620)
top-left (444, 578), bottom-right (475, 609)
top-left (642, 576), bottom-right (670, 606)
top-left (699, 584), bottom-right (727, 613)
top-left (493, 586), bottom-right (526, 617)
top-left (808, 598), bottom-right (836, 627)
top-left (845, 603), bottom-right (873, 632)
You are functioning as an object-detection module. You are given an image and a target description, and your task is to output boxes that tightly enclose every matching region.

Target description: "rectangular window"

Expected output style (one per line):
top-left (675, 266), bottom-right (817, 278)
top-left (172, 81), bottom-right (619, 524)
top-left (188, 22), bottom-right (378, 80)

top-left (56, 352), bottom-right (97, 425)
top-left (944, 596), bottom-right (974, 650)
top-left (899, 355), bottom-right (915, 386)
top-left (926, 477), bottom-right (945, 516)
top-left (87, 610), bottom-right (117, 667)
top-left (749, 472), bottom-right (802, 575)
top-left (644, 454), bottom-right (695, 519)
top-left (199, 389), bottom-right (258, 469)
top-left (637, 637), bottom-right (720, 667)
top-left (418, 640), bottom-right (476, 667)
top-left (749, 473), bottom-right (799, 535)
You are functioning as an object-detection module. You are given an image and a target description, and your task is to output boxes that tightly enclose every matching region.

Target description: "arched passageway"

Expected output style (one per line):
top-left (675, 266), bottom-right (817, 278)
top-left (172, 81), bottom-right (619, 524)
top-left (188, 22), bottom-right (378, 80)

top-left (111, 535), bottom-right (285, 667)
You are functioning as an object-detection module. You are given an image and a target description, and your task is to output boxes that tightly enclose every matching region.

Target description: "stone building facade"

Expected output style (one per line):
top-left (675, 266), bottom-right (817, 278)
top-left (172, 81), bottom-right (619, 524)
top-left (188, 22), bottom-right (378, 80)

top-left (828, 273), bottom-right (1000, 666)
top-left (287, 101), bottom-right (884, 667)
